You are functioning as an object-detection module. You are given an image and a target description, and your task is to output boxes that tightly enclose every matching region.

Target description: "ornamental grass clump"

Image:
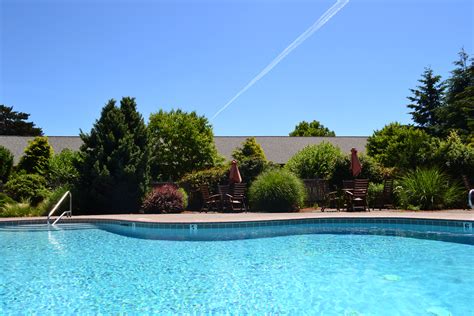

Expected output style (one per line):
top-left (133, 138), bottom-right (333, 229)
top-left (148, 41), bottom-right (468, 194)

top-left (398, 168), bottom-right (463, 210)
top-left (249, 169), bottom-right (306, 212)
top-left (142, 185), bottom-right (187, 214)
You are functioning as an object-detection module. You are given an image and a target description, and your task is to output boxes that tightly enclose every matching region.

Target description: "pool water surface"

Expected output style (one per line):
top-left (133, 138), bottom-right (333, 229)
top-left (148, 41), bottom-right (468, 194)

top-left (0, 224), bottom-right (473, 315)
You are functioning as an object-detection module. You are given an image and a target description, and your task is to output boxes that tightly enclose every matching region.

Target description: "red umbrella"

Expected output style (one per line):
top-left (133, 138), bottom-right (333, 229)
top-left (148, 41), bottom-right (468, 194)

top-left (229, 160), bottom-right (242, 184)
top-left (350, 148), bottom-right (362, 177)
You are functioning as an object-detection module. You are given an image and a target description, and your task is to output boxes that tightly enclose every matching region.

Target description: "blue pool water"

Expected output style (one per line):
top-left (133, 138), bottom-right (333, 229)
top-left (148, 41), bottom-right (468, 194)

top-left (1, 223), bottom-right (473, 315)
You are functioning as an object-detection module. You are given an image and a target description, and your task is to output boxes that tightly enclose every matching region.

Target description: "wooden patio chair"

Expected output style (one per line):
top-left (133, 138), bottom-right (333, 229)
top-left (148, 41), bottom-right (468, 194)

top-left (219, 184), bottom-right (246, 212)
top-left (374, 179), bottom-right (394, 210)
top-left (343, 180), bottom-right (354, 190)
top-left (319, 180), bottom-right (340, 212)
top-left (230, 183), bottom-right (247, 212)
top-left (199, 184), bottom-right (220, 212)
top-left (344, 179), bottom-right (369, 211)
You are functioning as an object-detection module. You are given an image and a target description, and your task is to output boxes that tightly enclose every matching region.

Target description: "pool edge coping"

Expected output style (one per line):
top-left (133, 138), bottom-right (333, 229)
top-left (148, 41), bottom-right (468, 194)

top-left (1, 212), bottom-right (473, 226)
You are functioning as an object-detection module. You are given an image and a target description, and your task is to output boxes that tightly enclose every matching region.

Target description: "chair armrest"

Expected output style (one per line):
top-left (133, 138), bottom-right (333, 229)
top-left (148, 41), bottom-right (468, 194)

top-left (207, 194), bottom-right (221, 200)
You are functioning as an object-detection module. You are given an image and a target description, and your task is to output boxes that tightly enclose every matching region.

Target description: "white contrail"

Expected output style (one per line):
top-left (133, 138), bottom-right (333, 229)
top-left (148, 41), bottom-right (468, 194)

top-left (211, 0), bottom-right (349, 120)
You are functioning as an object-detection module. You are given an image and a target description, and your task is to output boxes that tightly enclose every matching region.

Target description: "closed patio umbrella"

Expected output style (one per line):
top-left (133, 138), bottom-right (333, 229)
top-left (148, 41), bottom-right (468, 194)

top-left (350, 148), bottom-right (362, 177)
top-left (229, 160), bottom-right (242, 184)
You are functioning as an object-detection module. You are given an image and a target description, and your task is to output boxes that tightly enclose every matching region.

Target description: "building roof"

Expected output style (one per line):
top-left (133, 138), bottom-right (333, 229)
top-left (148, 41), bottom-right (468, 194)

top-left (0, 135), bottom-right (368, 164)
top-left (214, 136), bottom-right (368, 164)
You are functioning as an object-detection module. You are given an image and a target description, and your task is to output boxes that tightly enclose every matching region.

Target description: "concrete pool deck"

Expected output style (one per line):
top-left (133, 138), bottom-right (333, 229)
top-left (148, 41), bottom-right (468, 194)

top-left (1, 209), bottom-right (473, 224)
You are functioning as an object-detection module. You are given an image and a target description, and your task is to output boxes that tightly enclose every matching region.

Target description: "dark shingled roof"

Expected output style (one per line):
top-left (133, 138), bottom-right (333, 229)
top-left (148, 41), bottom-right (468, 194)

top-left (214, 136), bottom-right (368, 164)
top-left (0, 136), bottom-right (368, 164)
top-left (0, 136), bottom-right (83, 164)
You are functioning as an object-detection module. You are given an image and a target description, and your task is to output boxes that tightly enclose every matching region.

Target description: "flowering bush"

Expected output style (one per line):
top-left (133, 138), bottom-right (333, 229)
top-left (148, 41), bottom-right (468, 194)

top-left (141, 185), bottom-right (186, 214)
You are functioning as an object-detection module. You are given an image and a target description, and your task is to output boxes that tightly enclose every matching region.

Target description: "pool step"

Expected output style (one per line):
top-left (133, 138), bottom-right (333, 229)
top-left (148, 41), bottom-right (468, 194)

top-left (0, 223), bottom-right (97, 232)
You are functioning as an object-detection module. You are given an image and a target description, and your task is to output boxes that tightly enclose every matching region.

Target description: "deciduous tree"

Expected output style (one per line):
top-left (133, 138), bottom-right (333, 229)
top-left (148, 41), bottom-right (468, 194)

top-left (148, 109), bottom-right (221, 181)
top-left (366, 122), bottom-right (434, 170)
top-left (289, 120), bottom-right (335, 137)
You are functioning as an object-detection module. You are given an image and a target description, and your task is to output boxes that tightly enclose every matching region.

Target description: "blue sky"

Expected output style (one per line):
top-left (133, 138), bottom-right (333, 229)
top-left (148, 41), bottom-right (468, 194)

top-left (1, 0), bottom-right (472, 136)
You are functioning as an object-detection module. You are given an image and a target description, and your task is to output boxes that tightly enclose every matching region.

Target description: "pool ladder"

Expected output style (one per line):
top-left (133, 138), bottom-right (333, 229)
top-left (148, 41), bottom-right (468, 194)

top-left (469, 189), bottom-right (474, 209)
top-left (47, 191), bottom-right (72, 226)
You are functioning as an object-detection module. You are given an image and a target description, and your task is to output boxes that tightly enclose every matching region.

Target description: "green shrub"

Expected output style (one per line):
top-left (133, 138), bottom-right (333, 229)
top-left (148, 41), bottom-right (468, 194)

top-left (0, 146), bottom-right (14, 183)
top-left (4, 174), bottom-right (49, 205)
top-left (331, 154), bottom-right (392, 187)
top-left (398, 168), bottom-right (463, 210)
top-left (38, 186), bottom-right (71, 215)
top-left (17, 136), bottom-right (53, 176)
top-left (0, 187), bottom-right (70, 218)
top-left (285, 142), bottom-right (344, 180)
top-left (0, 192), bottom-right (15, 208)
top-left (178, 166), bottom-right (228, 210)
top-left (433, 131), bottom-right (474, 179)
top-left (249, 169), bottom-right (306, 212)
top-left (0, 202), bottom-right (44, 217)
top-left (48, 149), bottom-right (81, 188)
top-left (366, 122), bottom-right (434, 170)
top-left (367, 182), bottom-right (384, 209)
top-left (178, 188), bottom-right (189, 209)
top-left (237, 158), bottom-right (271, 186)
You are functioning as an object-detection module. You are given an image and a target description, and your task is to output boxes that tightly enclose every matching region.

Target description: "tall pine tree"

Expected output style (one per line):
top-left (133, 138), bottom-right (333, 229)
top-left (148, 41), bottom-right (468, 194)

top-left (439, 49), bottom-right (474, 142)
top-left (0, 105), bottom-right (43, 136)
top-left (76, 97), bottom-right (149, 213)
top-left (407, 67), bottom-right (445, 135)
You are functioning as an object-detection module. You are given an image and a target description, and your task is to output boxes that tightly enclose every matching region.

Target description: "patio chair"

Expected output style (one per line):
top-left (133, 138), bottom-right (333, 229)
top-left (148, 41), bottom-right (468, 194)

top-left (374, 179), bottom-right (394, 210)
top-left (344, 179), bottom-right (369, 211)
top-left (230, 183), bottom-right (247, 212)
top-left (319, 180), bottom-right (340, 212)
top-left (343, 180), bottom-right (354, 190)
top-left (199, 184), bottom-right (220, 212)
top-left (218, 184), bottom-right (246, 212)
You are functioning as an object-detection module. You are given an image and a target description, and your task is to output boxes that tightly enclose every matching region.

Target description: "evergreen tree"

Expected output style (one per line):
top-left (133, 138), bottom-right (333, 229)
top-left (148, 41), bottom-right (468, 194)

top-left (77, 97), bottom-right (149, 213)
top-left (445, 49), bottom-right (473, 104)
top-left (0, 105), bottom-right (43, 136)
top-left (407, 67), bottom-right (445, 135)
top-left (17, 136), bottom-right (53, 176)
top-left (439, 49), bottom-right (474, 141)
top-left (232, 137), bottom-right (268, 185)
top-left (232, 137), bottom-right (267, 162)
top-left (0, 145), bottom-right (14, 183)
top-left (289, 120), bottom-right (335, 137)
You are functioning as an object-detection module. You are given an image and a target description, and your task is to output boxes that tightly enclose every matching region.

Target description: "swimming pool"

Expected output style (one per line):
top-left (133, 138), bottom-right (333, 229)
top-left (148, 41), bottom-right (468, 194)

top-left (1, 219), bottom-right (473, 314)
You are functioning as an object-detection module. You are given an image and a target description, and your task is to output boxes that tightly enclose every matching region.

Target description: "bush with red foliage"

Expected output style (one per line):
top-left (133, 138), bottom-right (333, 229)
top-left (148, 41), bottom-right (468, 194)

top-left (141, 185), bottom-right (186, 214)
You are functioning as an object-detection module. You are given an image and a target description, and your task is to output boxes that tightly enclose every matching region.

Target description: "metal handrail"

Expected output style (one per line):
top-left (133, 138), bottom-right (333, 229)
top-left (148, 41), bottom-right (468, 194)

top-left (469, 189), bottom-right (474, 210)
top-left (47, 191), bottom-right (72, 225)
